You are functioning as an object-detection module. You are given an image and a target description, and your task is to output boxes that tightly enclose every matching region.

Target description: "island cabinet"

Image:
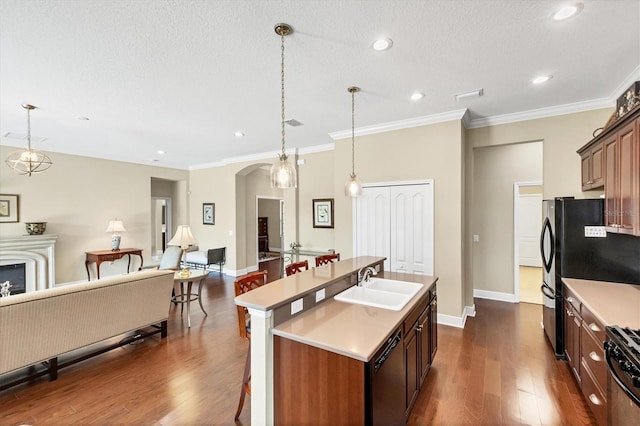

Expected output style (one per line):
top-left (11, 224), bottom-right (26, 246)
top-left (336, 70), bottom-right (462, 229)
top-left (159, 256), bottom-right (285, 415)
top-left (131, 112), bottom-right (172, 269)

top-left (563, 287), bottom-right (581, 383)
top-left (577, 105), bottom-right (640, 236)
top-left (273, 276), bottom-right (437, 426)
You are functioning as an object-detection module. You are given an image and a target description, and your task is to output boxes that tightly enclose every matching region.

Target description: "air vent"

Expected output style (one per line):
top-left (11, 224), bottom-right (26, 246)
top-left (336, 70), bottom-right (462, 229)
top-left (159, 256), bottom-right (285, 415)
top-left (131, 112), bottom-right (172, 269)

top-left (285, 119), bottom-right (303, 127)
top-left (3, 132), bottom-right (47, 143)
top-left (454, 88), bottom-right (484, 101)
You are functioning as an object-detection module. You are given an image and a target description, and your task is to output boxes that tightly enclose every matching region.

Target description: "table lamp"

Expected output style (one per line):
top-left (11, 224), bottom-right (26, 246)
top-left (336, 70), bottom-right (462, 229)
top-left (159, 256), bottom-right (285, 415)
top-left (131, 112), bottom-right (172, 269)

top-left (168, 225), bottom-right (198, 278)
top-left (106, 219), bottom-right (126, 251)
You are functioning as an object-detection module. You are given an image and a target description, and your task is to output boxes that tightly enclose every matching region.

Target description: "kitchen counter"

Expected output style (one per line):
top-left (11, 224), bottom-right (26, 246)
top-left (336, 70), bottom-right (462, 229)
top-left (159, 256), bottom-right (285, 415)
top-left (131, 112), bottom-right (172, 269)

top-left (562, 278), bottom-right (640, 329)
top-left (273, 271), bottom-right (437, 362)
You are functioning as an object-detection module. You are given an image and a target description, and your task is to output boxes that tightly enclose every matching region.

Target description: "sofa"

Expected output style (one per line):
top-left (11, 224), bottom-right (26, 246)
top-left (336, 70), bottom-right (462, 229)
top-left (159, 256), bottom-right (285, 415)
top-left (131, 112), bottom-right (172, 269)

top-left (0, 269), bottom-right (174, 390)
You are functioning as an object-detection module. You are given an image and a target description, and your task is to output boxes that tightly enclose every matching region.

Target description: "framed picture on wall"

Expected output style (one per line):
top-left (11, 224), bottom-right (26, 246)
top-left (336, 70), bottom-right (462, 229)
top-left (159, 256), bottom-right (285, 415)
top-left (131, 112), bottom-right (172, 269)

top-left (312, 198), bottom-right (334, 228)
top-left (203, 203), bottom-right (215, 225)
top-left (0, 194), bottom-right (19, 223)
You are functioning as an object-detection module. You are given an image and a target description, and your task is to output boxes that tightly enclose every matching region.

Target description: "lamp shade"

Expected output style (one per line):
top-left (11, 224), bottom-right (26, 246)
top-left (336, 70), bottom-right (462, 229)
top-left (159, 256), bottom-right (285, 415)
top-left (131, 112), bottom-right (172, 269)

top-left (270, 154), bottom-right (297, 188)
top-left (168, 225), bottom-right (198, 248)
top-left (105, 220), bottom-right (126, 233)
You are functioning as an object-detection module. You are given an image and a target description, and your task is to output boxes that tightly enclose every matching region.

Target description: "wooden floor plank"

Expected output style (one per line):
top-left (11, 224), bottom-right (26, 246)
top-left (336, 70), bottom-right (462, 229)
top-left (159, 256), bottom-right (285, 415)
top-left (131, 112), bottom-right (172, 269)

top-left (1, 278), bottom-right (596, 425)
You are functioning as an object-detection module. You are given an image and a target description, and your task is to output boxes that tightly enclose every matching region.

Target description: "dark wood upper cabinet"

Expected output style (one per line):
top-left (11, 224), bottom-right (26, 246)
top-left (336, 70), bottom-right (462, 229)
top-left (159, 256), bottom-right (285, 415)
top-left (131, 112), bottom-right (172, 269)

top-left (578, 106), bottom-right (640, 236)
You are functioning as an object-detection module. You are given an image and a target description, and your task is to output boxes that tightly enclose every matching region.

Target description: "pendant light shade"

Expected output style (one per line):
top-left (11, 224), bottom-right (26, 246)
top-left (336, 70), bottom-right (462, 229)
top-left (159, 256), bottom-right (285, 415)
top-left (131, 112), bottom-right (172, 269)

top-left (345, 87), bottom-right (362, 197)
top-left (270, 23), bottom-right (297, 189)
top-left (5, 104), bottom-right (53, 176)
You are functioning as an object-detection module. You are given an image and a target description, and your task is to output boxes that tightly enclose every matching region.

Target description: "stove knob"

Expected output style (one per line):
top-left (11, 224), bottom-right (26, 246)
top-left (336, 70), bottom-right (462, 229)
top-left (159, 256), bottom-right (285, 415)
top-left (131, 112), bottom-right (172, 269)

top-left (620, 360), bottom-right (633, 372)
top-left (633, 375), bottom-right (640, 389)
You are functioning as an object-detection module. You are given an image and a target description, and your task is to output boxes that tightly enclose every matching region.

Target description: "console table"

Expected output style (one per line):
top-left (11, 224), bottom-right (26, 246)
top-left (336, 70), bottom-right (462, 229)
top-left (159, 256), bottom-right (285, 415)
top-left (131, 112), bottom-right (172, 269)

top-left (85, 248), bottom-right (143, 281)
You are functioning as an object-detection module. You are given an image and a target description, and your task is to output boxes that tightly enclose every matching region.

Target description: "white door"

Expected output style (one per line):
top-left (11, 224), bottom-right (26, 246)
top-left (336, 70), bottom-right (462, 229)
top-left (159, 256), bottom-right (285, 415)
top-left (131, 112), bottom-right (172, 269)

top-left (355, 187), bottom-right (391, 271)
top-left (355, 183), bottom-right (433, 275)
top-left (390, 185), bottom-right (434, 275)
top-left (518, 194), bottom-right (543, 267)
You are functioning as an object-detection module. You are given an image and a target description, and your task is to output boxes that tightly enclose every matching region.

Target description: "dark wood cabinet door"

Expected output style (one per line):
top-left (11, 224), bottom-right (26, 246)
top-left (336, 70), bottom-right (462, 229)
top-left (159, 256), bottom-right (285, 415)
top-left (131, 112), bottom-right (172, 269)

top-left (591, 143), bottom-right (604, 187)
top-left (618, 121), bottom-right (636, 233)
top-left (418, 306), bottom-right (430, 385)
top-left (430, 296), bottom-right (438, 362)
top-left (404, 327), bottom-right (419, 415)
top-left (564, 301), bottom-right (581, 382)
top-left (604, 134), bottom-right (619, 229)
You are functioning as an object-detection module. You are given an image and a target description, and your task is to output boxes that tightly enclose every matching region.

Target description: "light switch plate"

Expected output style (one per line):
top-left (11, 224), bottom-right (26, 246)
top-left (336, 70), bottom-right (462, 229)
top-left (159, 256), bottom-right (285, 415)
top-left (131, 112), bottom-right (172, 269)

top-left (291, 298), bottom-right (303, 315)
top-left (584, 226), bottom-right (607, 237)
top-left (473, 235), bottom-right (480, 242)
top-left (315, 288), bottom-right (325, 303)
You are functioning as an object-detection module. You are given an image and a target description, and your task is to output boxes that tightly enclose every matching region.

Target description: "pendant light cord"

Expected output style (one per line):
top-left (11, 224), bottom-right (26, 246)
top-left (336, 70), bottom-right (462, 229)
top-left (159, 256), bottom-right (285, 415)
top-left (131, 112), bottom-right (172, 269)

top-left (351, 89), bottom-right (355, 177)
top-left (280, 31), bottom-right (286, 158)
top-left (26, 106), bottom-right (32, 151)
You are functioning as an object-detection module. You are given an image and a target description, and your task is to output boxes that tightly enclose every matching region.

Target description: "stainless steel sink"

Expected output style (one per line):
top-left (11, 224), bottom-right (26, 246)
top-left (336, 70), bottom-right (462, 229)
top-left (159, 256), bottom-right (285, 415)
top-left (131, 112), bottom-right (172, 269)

top-left (334, 278), bottom-right (422, 311)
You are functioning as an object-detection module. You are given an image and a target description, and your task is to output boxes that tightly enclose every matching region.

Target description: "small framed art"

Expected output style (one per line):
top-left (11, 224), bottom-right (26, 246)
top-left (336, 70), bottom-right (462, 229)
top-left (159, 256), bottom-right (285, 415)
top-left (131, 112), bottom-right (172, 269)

top-left (203, 203), bottom-right (215, 225)
top-left (0, 194), bottom-right (19, 223)
top-left (312, 198), bottom-right (334, 229)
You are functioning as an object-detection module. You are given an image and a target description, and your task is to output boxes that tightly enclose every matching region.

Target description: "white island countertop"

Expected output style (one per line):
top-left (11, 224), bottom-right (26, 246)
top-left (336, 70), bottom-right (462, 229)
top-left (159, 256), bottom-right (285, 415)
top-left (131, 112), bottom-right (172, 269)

top-left (273, 271), bottom-right (437, 362)
top-left (562, 278), bottom-right (640, 329)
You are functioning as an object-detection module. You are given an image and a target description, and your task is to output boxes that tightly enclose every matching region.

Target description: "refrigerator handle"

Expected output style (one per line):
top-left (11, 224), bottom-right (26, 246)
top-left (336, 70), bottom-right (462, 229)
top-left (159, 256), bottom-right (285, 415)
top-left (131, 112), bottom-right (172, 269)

top-left (540, 217), bottom-right (554, 273)
top-left (541, 282), bottom-right (555, 300)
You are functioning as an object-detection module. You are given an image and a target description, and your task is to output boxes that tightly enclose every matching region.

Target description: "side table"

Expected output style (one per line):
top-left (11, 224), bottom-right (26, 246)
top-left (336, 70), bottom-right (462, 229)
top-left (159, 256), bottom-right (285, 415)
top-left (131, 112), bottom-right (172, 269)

top-left (173, 270), bottom-right (209, 328)
top-left (85, 248), bottom-right (143, 281)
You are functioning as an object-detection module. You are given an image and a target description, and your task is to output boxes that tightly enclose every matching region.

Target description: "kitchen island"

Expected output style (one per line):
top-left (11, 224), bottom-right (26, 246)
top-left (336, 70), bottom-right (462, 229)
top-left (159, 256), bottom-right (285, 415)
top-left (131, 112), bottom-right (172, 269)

top-left (235, 256), bottom-right (438, 425)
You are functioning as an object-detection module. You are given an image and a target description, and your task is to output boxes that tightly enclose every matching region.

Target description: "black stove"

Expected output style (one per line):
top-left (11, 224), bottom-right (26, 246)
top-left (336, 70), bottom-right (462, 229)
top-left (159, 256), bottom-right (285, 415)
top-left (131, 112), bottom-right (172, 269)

top-left (605, 326), bottom-right (640, 407)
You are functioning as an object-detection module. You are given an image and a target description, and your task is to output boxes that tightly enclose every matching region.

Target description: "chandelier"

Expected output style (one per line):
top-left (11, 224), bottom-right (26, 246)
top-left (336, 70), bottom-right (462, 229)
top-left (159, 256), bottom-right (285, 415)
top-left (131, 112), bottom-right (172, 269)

top-left (269, 23), bottom-right (297, 189)
top-left (5, 104), bottom-right (53, 176)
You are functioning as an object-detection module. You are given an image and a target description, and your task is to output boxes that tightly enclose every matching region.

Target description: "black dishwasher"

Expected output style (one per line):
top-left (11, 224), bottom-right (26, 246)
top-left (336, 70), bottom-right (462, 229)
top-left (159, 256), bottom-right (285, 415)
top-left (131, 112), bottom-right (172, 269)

top-left (365, 327), bottom-right (405, 425)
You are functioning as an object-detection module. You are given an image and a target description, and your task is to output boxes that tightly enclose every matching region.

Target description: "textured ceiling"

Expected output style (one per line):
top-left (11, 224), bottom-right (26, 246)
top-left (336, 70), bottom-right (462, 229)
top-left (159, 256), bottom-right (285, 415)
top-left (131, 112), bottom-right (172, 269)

top-left (1, 0), bottom-right (639, 170)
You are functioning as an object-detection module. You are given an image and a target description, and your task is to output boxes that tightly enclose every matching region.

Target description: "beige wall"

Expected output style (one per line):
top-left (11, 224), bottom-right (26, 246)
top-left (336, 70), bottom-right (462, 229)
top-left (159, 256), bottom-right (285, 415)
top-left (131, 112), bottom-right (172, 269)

top-left (0, 146), bottom-right (188, 284)
top-left (472, 142), bottom-right (543, 294)
top-left (333, 120), bottom-right (467, 318)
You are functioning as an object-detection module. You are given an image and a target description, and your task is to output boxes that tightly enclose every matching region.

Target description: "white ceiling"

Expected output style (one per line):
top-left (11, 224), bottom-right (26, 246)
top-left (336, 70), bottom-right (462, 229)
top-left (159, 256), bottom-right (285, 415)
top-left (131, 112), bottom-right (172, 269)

top-left (1, 0), bottom-right (639, 170)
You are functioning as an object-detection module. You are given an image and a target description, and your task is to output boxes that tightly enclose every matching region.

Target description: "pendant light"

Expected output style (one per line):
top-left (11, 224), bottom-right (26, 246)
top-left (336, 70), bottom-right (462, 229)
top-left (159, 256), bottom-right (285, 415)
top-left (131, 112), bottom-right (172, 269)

top-left (5, 104), bottom-right (53, 176)
top-left (270, 23), bottom-right (297, 189)
top-left (345, 86), bottom-right (362, 197)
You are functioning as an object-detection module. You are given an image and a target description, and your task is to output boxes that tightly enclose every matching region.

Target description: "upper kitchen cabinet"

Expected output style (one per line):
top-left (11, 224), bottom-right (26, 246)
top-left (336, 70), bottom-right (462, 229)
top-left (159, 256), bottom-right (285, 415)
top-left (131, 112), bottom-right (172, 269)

top-left (580, 140), bottom-right (604, 190)
top-left (578, 106), bottom-right (640, 236)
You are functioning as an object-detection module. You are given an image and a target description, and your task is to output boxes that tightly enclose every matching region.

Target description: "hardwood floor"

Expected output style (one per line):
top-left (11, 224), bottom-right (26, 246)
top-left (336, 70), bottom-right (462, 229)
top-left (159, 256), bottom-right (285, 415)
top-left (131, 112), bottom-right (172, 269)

top-left (0, 275), bottom-right (596, 425)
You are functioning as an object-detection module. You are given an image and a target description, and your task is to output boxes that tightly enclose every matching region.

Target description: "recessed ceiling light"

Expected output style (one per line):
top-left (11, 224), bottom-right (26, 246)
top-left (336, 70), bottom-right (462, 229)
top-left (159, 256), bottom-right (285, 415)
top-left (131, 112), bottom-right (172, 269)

top-left (553, 3), bottom-right (583, 21)
top-left (234, 131), bottom-right (244, 138)
top-left (157, 150), bottom-right (166, 155)
top-left (372, 38), bottom-right (393, 51)
top-left (532, 75), bottom-right (553, 84)
top-left (410, 92), bottom-right (425, 101)
top-left (75, 116), bottom-right (90, 121)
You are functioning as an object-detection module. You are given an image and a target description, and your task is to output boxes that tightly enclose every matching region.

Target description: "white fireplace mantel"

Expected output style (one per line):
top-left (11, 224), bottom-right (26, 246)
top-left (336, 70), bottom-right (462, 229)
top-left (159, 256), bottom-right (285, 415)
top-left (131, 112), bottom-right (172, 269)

top-left (0, 235), bottom-right (57, 291)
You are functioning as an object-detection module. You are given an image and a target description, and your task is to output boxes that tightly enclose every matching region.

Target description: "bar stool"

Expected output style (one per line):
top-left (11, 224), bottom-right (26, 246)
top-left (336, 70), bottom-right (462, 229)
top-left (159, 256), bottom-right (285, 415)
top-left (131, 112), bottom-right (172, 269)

top-left (285, 260), bottom-right (309, 276)
top-left (315, 253), bottom-right (340, 267)
top-left (233, 270), bottom-right (268, 420)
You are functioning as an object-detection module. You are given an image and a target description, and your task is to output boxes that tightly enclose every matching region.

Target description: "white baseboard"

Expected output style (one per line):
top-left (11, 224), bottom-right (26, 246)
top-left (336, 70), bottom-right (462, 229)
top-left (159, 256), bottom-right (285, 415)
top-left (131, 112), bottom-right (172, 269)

top-left (473, 289), bottom-right (517, 303)
top-left (437, 304), bottom-right (475, 328)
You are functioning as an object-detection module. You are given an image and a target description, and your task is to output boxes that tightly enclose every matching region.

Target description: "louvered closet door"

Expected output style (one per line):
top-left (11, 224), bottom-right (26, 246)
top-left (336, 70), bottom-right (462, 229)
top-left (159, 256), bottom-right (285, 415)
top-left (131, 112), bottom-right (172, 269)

top-left (355, 187), bottom-right (391, 271)
top-left (390, 185), bottom-right (433, 275)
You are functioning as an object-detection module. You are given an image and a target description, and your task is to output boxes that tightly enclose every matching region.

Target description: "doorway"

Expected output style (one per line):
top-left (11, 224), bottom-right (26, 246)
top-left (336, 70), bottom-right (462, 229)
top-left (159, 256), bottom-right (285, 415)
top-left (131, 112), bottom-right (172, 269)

top-left (151, 197), bottom-right (171, 260)
top-left (514, 182), bottom-right (543, 304)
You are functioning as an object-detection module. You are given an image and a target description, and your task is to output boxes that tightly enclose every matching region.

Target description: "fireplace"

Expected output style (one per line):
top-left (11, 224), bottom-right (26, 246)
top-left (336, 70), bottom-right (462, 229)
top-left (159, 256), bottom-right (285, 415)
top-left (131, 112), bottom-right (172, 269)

top-left (0, 235), bottom-right (57, 292)
top-left (0, 263), bottom-right (26, 295)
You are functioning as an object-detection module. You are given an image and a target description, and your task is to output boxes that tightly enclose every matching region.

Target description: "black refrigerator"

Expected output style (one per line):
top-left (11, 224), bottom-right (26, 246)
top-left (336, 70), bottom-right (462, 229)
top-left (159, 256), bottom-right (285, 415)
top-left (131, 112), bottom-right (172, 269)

top-left (540, 197), bottom-right (640, 359)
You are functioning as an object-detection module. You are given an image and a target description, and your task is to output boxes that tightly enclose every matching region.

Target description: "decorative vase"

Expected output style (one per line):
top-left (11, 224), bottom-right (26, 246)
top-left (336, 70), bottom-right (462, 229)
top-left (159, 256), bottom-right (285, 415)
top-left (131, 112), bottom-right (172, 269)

top-left (25, 222), bottom-right (47, 235)
top-left (111, 235), bottom-right (121, 251)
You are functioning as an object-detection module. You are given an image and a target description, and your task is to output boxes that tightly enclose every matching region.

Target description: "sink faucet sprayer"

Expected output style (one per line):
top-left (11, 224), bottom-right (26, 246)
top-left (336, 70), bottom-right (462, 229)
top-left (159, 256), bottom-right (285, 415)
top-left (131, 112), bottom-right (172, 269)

top-left (357, 266), bottom-right (377, 286)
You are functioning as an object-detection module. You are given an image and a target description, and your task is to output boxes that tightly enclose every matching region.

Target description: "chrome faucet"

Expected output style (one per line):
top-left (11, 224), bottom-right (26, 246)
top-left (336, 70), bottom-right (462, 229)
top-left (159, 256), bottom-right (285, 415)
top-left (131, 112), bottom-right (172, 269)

top-left (357, 266), bottom-right (377, 286)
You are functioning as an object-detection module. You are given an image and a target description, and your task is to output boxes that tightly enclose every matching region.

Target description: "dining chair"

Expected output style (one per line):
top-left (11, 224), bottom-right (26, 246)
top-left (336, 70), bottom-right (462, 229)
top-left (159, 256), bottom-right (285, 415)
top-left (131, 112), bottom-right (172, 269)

top-left (315, 253), bottom-right (340, 267)
top-left (285, 260), bottom-right (309, 276)
top-left (233, 270), bottom-right (268, 420)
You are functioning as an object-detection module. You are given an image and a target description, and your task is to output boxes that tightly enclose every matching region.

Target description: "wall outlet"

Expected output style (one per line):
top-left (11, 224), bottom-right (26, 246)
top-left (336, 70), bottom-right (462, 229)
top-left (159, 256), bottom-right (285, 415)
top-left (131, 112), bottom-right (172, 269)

top-left (473, 234), bottom-right (480, 242)
top-left (315, 288), bottom-right (325, 302)
top-left (291, 298), bottom-right (303, 315)
top-left (584, 226), bottom-right (607, 238)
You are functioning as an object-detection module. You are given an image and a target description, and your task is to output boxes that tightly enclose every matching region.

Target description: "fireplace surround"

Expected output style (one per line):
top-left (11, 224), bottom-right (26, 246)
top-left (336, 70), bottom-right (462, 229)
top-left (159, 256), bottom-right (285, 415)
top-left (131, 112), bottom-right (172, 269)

top-left (0, 235), bottom-right (57, 292)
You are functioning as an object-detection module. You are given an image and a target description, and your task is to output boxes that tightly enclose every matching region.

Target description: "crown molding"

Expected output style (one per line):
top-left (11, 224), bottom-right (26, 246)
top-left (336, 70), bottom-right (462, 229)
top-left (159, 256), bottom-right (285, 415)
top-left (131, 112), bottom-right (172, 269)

top-left (466, 97), bottom-right (614, 129)
top-left (189, 147), bottom-right (298, 170)
top-left (328, 109), bottom-right (468, 140)
top-left (298, 143), bottom-right (334, 155)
